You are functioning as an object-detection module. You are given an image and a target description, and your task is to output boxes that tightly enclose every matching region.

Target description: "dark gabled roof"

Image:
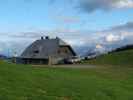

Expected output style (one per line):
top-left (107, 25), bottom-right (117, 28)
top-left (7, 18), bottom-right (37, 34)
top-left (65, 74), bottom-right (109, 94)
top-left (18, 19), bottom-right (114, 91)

top-left (56, 37), bottom-right (68, 46)
top-left (20, 37), bottom-right (76, 59)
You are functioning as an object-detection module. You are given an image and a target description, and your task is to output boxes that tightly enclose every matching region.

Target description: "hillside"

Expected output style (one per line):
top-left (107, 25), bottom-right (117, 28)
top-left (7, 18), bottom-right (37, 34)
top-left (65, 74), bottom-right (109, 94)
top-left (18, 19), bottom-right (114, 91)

top-left (1, 61), bottom-right (133, 99)
top-left (111, 44), bottom-right (133, 53)
top-left (86, 49), bottom-right (133, 66)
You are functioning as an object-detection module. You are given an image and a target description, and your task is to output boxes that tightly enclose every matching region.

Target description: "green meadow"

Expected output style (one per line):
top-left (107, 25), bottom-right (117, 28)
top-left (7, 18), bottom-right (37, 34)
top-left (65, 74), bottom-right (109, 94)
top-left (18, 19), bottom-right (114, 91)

top-left (0, 49), bottom-right (133, 100)
top-left (85, 49), bottom-right (133, 66)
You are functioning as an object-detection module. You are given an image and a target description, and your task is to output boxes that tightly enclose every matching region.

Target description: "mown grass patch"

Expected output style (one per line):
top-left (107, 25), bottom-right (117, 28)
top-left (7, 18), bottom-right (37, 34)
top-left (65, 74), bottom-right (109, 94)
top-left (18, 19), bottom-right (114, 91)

top-left (0, 61), bottom-right (133, 100)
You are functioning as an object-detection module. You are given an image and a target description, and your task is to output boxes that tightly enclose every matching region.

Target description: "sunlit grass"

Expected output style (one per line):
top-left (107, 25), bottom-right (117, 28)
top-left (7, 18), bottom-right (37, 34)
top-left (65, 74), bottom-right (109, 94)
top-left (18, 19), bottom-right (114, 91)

top-left (0, 61), bottom-right (133, 100)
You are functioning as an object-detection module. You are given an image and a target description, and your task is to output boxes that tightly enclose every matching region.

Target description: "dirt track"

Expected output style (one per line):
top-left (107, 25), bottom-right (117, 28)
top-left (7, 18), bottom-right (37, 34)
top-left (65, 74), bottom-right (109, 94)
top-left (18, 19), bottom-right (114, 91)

top-left (51, 64), bottom-right (97, 68)
top-left (32, 64), bottom-right (97, 69)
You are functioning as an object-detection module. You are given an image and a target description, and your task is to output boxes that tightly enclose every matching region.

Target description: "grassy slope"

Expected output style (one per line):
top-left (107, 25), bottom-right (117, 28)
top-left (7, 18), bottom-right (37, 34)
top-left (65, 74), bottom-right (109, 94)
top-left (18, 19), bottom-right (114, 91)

top-left (1, 61), bottom-right (133, 100)
top-left (85, 49), bottom-right (133, 66)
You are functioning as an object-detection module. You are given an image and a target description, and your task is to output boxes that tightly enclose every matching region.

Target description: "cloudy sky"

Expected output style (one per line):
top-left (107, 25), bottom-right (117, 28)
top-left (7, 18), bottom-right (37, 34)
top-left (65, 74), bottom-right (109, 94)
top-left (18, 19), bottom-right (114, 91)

top-left (0, 0), bottom-right (133, 56)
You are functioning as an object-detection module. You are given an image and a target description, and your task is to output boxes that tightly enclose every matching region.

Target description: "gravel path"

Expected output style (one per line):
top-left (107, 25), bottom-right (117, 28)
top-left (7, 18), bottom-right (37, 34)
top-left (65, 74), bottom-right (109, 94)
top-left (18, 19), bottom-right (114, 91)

top-left (51, 64), bottom-right (97, 69)
top-left (32, 64), bottom-right (97, 69)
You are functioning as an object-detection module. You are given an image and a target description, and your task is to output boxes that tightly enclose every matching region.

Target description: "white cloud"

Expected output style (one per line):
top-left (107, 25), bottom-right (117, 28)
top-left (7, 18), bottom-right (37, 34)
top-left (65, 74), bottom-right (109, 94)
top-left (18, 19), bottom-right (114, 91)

top-left (116, 0), bottom-right (133, 8)
top-left (105, 34), bottom-right (124, 42)
top-left (79, 0), bottom-right (133, 13)
top-left (67, 39), bottom-right (88, 46)
top-left (95, 44), bottom-right (107, 53)
top-left (96, 44), bottom-right (103, 49)
top-left (121, 31), bottom-right (133, 37)
top-left (110, 22), bottom-right (133, 31)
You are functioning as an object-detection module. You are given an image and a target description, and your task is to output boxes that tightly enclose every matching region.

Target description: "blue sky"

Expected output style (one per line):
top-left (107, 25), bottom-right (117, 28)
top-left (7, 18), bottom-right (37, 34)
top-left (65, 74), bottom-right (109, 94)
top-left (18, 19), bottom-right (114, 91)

top-left (0, 0), bottom-right (132, 31)
top-left (0, 0), bottom-right (133, 56)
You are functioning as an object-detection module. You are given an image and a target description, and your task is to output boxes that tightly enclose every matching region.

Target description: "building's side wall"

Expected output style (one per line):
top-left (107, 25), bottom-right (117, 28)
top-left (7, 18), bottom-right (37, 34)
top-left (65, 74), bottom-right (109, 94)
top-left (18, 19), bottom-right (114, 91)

top-left (47, 46), bottom-right (75, 64)
top-left (50, 56), bottom-right (64, 64)
top-left (58, 46), bottom-right (74, 58)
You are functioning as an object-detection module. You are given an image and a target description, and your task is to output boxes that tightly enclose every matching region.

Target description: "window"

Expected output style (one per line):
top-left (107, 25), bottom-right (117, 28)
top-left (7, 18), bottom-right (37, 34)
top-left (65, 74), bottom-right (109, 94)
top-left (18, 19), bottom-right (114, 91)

top-left (34, 50), bottom-right (39, 54)
top-left (65, 50), bottom-right (68, 53)
top-left (58, 50), bottom-right (60, 54)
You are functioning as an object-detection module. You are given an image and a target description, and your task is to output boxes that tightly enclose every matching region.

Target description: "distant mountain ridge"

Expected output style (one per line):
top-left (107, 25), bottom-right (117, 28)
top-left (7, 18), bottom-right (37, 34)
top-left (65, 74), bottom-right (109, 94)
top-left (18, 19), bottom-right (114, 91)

top-left (110, 44), bottom-right (133, 53)
top-left (0, 54), bottom-right (7, 59)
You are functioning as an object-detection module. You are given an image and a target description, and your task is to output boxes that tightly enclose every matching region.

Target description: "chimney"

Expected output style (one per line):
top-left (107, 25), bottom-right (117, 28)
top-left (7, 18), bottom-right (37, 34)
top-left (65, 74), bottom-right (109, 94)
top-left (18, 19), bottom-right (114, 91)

top-left (45, 36), bottom-right (49, 39)
top-left (41, 36), bottom-right (44, 40)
